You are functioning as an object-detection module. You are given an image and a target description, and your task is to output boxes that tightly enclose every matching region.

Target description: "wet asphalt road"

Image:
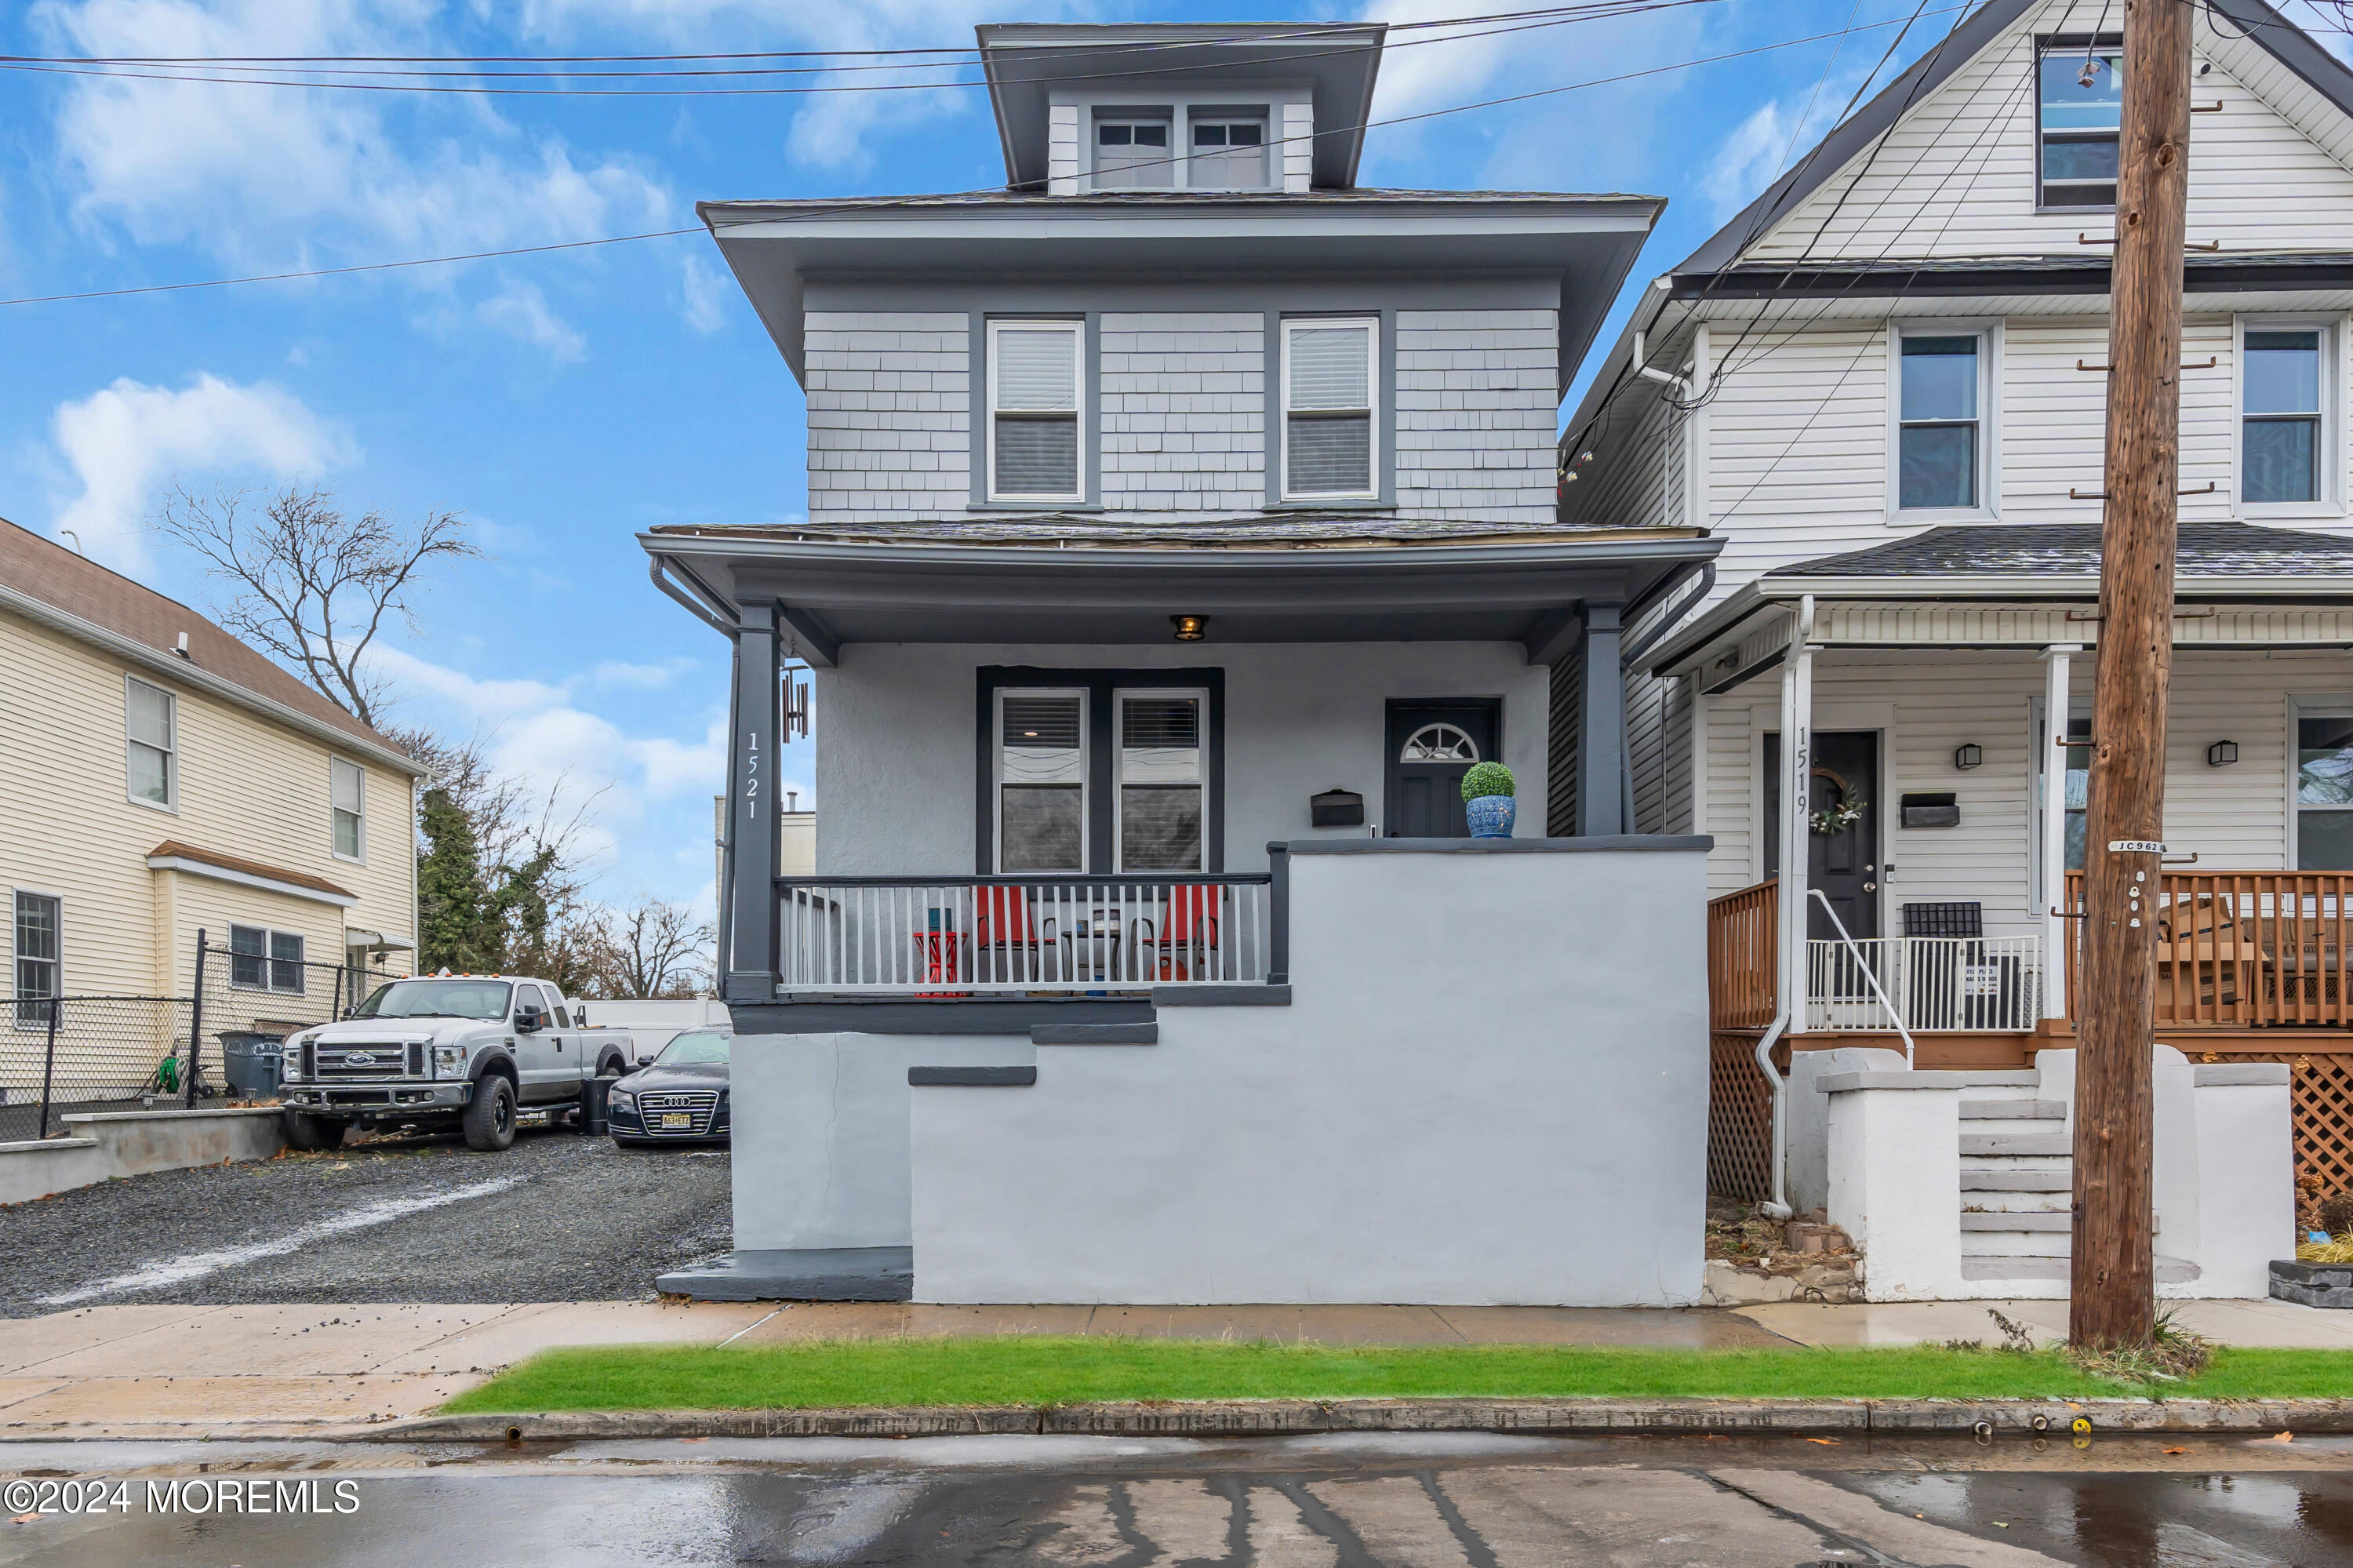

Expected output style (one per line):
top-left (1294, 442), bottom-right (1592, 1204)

top-left (0, 1126), bottom-right (730, 1315)
top-left (6, 1432), bottom-right (2353, 1566)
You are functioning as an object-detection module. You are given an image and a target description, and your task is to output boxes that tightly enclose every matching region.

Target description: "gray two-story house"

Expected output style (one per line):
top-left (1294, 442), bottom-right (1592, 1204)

top-left (642, 21), bottom-right (1720, 1307)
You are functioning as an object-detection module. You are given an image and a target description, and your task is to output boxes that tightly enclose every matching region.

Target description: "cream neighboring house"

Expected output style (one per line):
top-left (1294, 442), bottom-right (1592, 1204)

top-left (0, 518), bottom-right (422, 1020)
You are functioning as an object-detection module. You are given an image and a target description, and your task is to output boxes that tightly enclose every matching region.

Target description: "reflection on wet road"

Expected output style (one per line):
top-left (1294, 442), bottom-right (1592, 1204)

top-left (7, 1431), bottom-right (2353, 1565)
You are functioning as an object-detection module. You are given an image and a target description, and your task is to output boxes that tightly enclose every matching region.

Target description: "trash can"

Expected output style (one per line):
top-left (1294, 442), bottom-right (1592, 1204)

top-left (578, 1076), bottom-right (612, 1137)
top-left (218, 1031), bottom-right (286, 1099)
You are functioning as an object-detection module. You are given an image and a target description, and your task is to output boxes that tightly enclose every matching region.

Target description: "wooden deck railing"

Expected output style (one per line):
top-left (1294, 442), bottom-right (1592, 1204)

top-left (2063, 870), bottom-right (2353, 1028)
top-left (1707, 879), bottom-right (1778, 1031)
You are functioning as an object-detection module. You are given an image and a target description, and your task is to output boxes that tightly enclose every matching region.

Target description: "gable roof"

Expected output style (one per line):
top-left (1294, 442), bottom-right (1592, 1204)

top-left (0, 516), bottom-right (420, 774)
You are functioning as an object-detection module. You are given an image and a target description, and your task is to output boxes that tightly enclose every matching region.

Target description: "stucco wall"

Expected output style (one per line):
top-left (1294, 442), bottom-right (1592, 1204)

top-left (904, 841), bottom-right (1711, 1304)
top-left (813, 641), bottom-right (1549, 877)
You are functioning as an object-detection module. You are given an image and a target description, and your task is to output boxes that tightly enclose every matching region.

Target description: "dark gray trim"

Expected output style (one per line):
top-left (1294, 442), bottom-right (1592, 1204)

top-left (1154, 984), bottom-right (1292, 1006)
top-left (1267, 842), bottom-right (1290, 985)
top-left (723, 601), bottom-right (782, 1002)
top-left (1275, 835), bottom-right (1712, 853)
top-left (656, 1247), bottom-right (912, 1304)
top-left (976, 665), bottom-right (1227, 875)
top-left (1670, 256), bottom-right (2353, 301)
top-left (742, 997), bottom-right (1153, 1033)
top-left (776, 605), bottom-right (839, 669)
top-left (1576, 602), bottom-right (1624, 837)
top-left (1702, 646), bottom-right (1785, 697)
top-left (910, 1064), bottom-right (1038, 1086)
top-left (1032, 1022), bottom-right (1158, 1044)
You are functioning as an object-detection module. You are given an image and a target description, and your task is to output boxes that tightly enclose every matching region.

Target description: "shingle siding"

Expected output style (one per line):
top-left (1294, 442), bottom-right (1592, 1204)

top-left (1394, 308), bottom-right (1559, 523)
top-left (1099, 311), bottom-right (1267, 512)
top-left (805, 311), bottom-right (972, 522)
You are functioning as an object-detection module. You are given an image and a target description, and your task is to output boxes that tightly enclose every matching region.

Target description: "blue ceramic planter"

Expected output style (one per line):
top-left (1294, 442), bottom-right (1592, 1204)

top-left (1465, 795), bottom-right (1516, 839)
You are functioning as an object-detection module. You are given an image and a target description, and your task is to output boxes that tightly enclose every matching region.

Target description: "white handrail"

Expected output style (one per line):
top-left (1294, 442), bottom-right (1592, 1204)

top-left (1807, 889), bottom-right (1916, 1068)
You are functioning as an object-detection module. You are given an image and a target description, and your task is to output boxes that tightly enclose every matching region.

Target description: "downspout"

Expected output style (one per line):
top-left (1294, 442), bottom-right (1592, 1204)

top-left (1756, 592), bottom-right (1817, 1221)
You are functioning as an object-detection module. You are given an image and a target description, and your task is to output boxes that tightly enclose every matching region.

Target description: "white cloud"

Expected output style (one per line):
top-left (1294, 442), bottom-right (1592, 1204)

top-left (475, 279), bottom-right (587, 362)
top-left (368, 642), bottom-right (570, 719)
top-left (593, 657), bottom-right (692, 690)
top-left (678, 253), bottom-right (729, 335)
top-left (1363, 0), bottom-right (1525, 122)
top-left (1704, 99), bottom-right (1795, 224)
top-left (48, 373), bottom-right (356, 569)
top-left (627, 712), bottom-right (726, 799)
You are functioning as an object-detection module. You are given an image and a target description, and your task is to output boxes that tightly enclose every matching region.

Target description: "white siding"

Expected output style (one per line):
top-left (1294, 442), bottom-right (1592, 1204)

top-left (1280, 101), bottom-right (1314, 193)
top-left (1747, 0), bottom-right (2353, 264)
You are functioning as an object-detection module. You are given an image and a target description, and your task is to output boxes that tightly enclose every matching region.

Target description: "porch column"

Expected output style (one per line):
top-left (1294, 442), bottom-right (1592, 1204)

top-left (2039, 643), bottom-right (2081, 1023)
top-left (724, 599), bottom-right (783, 1003)
top-left (1777, 600), bottom-right (1817, 1030)
top-left (1577, 601), bottom-right (1625, 836)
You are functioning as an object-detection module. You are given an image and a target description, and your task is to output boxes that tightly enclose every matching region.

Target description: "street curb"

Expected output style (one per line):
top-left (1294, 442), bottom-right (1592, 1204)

top-left (374, 1396), bottom-right (2353, 1443)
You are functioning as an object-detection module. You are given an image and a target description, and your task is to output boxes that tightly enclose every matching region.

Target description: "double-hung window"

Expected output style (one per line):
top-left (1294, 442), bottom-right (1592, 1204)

top-left (997, 693), bottom-right (1086, 873)
top-left (2298, 709), bottom-right (2353, 870)
top-left (1116, 692), bottom-right (1205, 872)
top-left (1093, 119), bottom-right (1171, 188)
top-left (14, 892), bottom-right (60, 1028)
top-left (126, 676), bottom-right (176, 809)
top-left (231, 925), bottom-right (306, 994)
top-left (1282, 318), bottom-right (1377, 500)
top-left (331, 758), bottom-right (366, 860)
top-left (1191, 120), bottom-right (1267, 188)
top-left (988, 321), bottom-right (1083, 504)
top-left (2242, 326), bottom-right (2327, 508)
top-left (1897, 332), bottom-right (1984, 511)
top-left (2037, 37), bottom-right (2121, 210)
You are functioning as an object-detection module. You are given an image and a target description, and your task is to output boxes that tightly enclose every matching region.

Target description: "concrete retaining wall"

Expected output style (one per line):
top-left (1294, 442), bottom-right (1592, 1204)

top-left (0, 1107), bottom-right (285, 1205)
top-left (906, 839), bottom-right (1712, 1304)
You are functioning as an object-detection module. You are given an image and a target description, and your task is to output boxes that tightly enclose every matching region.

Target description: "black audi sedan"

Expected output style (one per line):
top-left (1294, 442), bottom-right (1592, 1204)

top-left (607, 1029), bottom-right (731, 1148)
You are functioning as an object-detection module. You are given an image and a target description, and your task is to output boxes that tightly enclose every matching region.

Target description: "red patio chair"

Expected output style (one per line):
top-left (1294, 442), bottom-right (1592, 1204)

top-left (974, 886), bottom-right (1044, 984)
top-left (1146, 885), bottom-right (1221, 980)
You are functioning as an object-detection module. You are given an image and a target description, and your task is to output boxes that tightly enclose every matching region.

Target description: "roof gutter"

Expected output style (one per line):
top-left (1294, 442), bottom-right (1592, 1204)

top-left (641, 529), bottom-right (1719, 576)
top-left (648, 553), bottom-right (739, 637)
top-left (0, 581), bottom-right (419, 775)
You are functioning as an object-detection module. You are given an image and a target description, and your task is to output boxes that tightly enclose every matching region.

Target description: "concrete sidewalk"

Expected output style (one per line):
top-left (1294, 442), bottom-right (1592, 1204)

top-left (2, 1297), bottom-right (2346, 1440)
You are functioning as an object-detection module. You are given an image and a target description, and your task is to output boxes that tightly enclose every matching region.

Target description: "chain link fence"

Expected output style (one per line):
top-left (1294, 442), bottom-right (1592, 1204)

top-left (192, 934), bottom-right (398, 1101)
top-left (0, 996), bottom-right (195, 1144)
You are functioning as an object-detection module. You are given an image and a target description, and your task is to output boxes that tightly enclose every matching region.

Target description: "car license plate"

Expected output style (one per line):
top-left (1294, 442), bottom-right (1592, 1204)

top-left (660, 1112), bottom-right (693, 1129)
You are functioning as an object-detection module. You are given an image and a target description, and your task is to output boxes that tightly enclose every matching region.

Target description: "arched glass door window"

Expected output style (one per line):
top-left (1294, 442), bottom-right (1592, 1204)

top-left (1399, 723), bottom-right (1479, 763)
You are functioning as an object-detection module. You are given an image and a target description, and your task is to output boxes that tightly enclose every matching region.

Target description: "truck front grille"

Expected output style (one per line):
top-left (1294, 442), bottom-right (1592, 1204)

top-left (315, 1042), bottom-right (413, 1081)
top-left (637, 1089), bottom-right (722, 1137)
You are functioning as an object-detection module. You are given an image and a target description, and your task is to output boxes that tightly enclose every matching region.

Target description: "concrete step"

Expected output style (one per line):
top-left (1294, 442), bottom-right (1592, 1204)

top-left (1961, 1211), bottom-right (2071, 1231)
top-left (1961, 1132), bottom-right (2072, 1158)
top-left (1960, 1099), bottom-right (2066, 1121)
top-left (1964, 1192), bottom-right (2074, 1214)
top-left (1963, 1234), bottom-right (2071, 1257)
top-left (1958, 1071), bottom-right (2040, 1097)
top-left (1962, 1170), bottom-right (2073, 1191)
top-left (1962, 1255), bottom-right (2202, 1284)
top-left (1963, 1119), bottom-right (2068, 1138)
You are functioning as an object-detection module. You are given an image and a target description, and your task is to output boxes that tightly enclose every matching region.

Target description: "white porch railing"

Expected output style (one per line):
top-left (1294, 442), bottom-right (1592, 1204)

top-left (1806, 937), bottom-right (2042, 1033)
top-left (776, 876), bottom-right (1275, 994)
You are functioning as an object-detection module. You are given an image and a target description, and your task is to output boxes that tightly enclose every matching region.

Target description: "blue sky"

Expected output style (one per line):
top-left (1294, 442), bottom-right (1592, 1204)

top-left (0, 0), bottom-right (2066, 915)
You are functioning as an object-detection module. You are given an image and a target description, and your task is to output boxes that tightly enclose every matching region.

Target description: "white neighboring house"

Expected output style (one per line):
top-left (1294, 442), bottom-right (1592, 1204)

top-left (1563, 0), bottom-right (2338, 1281)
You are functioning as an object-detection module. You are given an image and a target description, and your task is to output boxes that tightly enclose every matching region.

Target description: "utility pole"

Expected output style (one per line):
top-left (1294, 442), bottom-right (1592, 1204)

top-left (2073, 0), bottom-right (2193, 1352)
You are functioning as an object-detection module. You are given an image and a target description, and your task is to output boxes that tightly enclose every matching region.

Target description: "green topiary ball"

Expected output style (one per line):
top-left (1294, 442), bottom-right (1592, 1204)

top-left (1460, 761), bottom-right (1515, 802)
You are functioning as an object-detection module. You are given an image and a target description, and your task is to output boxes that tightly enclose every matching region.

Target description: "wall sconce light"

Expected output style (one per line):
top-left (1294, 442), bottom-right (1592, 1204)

top-left (1170, 614), bottom-right (1208, 642)
top-left (2207, 740), bottom-right (2239, 767)
top-left (1953, 743), bottom-right (1984, 771)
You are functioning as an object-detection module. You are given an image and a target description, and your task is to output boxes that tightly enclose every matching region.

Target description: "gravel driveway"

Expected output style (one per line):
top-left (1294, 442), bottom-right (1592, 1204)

top-left (0, 1126), bottom-right (730, 1316)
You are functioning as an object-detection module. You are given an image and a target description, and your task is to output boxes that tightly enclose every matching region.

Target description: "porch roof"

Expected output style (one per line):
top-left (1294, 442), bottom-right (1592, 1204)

top-left (1650, 522), bottom-right (2353, 686)
top-left (642, 522), bottom-right (1718, 664)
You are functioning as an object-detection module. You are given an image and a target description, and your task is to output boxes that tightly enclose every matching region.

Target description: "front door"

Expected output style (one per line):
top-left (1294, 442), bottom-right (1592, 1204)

top-left (1385, 700), bottom-right (1500, 838)
top-left (1763, 729), bottom-right (1882, 941)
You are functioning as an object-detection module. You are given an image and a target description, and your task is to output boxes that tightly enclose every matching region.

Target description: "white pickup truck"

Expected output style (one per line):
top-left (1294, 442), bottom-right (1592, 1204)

top-left (276, 973), bottom-right (642, 1151)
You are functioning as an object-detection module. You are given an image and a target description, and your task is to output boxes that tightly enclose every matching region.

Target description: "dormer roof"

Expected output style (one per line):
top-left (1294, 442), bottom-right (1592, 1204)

top-left (975, 21), bottom-right (1386, 191)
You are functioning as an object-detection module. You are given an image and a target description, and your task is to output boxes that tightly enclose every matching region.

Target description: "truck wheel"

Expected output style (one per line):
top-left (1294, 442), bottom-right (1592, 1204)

top-left (463, 1075), bottom-right (518, 1151)
top-left (282, 1111), bottom-right (347, 1151)
top-left (598, 1053), bottom-right (625, 1079)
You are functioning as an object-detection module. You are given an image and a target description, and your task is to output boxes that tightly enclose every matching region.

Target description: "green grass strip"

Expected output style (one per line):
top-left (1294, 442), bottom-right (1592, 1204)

top-left (438, 1338), bottom-right (2353, 1413)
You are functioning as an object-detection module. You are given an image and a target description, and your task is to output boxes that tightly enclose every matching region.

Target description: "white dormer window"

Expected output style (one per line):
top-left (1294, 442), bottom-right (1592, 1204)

top-left (1282, 318), bottom-right (1377, 500)
top-left (988, 320), bottom-right (1084, 503)
top-left (1094, 119), bottom-right (1171, 189)
top-left (1191, 120), bottom-right (1267, 189)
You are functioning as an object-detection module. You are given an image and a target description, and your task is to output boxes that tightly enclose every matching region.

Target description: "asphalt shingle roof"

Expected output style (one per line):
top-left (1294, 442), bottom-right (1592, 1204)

top-left (649, 512), bottom-right (1671, 549)
top-left (1769, 522), bottom-right (2353, 580)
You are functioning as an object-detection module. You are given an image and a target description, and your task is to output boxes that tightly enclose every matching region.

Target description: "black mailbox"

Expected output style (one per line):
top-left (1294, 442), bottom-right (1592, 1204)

top-left (1311, 788), bottom-right (1365, 828)
top-left (1900, 791), bottom-right (1961, 828)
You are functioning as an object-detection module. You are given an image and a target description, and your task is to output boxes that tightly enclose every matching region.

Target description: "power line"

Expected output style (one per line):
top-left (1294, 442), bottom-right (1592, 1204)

top-left (0, 9), bottom-right (1976, 310)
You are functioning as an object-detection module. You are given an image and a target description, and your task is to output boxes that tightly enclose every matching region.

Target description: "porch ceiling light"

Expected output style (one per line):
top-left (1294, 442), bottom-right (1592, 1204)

top-left (2208, 740), bottom-right (2239, 767)
top-left (1171, 614), bottom-right (1209, 642)
top-left (1953, 744), bottom-right (1983, 771)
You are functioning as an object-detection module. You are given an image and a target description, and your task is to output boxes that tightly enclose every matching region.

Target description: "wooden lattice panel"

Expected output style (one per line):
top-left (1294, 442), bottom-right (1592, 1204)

top-left (2188, 1049), bottom-right (2353, 1198)
top-left (1708, 1031), bottom-right (1774, 1201)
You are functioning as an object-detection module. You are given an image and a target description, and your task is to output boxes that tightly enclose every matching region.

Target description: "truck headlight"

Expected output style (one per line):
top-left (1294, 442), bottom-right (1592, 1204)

top-left (434, 1046), bottom-right (465, 1074)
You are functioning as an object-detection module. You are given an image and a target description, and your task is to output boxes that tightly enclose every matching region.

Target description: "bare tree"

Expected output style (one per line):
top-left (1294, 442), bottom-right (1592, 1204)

top-left (154, 483), bottom-right (481, 728)
top-left (578, 898), bottom-right (715, 999)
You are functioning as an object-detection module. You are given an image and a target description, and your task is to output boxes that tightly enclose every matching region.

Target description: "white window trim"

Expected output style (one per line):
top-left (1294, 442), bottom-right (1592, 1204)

top-left (227, 923), bottom-right (308, 995)
top-left (2233, 314), bottom-right (2346, 521)
top-left (10, 887), bottom-right (65, 1031)
top-left (2029, 694), bottom-right (2094, 911)
top-left (1086, 110), bottom-right (1176, 191)
top-left (1885, 318), bottom-right (2002, 524)
top-left (124, 673), bottom-right (178, 813)
top-left (1112, 686), bottom-right (1209, 874)
top-left (985, 318), bottom-right (1086, 505)
top-left (1280, 315), bottom-right (1380, 504)
top-left (2033, 35), bottom-right (2122, 215)
top-left (2287, 695), bottom-right (2353, 871)
top-left (994, 686), bottom-right (1090, 875)
top-left (331, 756), bottom-right (367, 864)
top-left (1185, 112), bottom-right (1272, 191)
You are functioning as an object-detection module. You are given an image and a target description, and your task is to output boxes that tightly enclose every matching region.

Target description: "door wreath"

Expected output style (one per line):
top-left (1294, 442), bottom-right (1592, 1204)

top-left (1808, 765), bottom-right (1867, 835)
